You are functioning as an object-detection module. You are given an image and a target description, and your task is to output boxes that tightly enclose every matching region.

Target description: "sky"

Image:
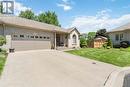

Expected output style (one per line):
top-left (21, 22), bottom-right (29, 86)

top-left (8, 0), bottom-right (130, 33)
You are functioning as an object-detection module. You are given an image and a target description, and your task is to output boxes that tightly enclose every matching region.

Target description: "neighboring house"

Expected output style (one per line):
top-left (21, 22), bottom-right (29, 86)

top-left (0, 15), bottom-right (80, 51)
top-left (108, 23), bottom-right (130, 45)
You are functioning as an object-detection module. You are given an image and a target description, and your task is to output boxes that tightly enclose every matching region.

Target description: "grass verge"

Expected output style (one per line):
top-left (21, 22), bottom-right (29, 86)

top-left (66, 48), bottom-right (130, 67)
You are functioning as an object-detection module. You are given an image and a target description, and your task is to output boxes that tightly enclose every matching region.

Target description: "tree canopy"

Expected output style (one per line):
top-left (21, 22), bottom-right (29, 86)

top-left (87, 32), bottom-right (96, 41)
top-left (19, 10), bottom-right (61, 27)
top-left (96, 29), bottom-right (108, 37)
top-left (38, 11), bottom-right (61, 26)
top-left (19, 10), bottom-right (35, 20)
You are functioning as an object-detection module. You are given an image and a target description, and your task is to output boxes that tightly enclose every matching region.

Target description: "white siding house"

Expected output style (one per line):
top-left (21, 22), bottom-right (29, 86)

top-left (108, 23), bottom-right (130, 45)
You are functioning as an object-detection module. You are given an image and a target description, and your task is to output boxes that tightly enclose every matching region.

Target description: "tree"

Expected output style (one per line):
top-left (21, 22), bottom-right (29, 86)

top-left (19, 10), bottom-right (61, 27)
top-left (87, 32), bottom-right (96, 41)
top-left (37, 11), bottom-right (61, 26)
top-left (19, 10), bottom-right (35, 20)
top-left (96, 29), bottom-right (108, 37)
top-left (87, 32), bottom-right (96, 47)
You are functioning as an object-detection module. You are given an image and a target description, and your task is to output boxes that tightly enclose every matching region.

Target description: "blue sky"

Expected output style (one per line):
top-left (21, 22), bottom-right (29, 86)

top-left (14, 0), bottom-right (130, 33)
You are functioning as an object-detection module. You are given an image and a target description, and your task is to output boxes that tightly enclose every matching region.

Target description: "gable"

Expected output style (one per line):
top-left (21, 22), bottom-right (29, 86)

top-left (69, 28), bottom-right (80, 35)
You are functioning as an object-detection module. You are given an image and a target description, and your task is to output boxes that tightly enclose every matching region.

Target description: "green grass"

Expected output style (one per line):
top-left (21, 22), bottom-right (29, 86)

top-left (66, 48), bottom-right (130, 67)
top-left (0, 51), bottom-right (7, 75)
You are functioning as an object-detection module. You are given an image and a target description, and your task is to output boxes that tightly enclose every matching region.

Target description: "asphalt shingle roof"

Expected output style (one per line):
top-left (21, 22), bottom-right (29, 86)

top-left (108, 22), bottom-right (130, 33)
top-left (0, 15), bottom-right (76, 33)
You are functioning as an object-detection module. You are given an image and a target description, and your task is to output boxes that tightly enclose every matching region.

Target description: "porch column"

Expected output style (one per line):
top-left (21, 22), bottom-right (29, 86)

top-left (54, 32), bottom-right (56, 49)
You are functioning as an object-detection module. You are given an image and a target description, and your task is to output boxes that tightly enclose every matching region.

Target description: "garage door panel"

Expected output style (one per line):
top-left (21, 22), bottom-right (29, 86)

top-left (12, 40), bottom-right (51, 51)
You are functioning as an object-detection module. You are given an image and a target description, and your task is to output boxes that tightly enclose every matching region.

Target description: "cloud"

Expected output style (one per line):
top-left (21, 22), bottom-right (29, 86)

top-left (57, 0), bottom-right (72, 11)
top-left (70, 9), bottom-right (130, 33)
top-left (57, 3), bottom-right (72, 11)
top-left (14, 1), bottom-right (31, 15)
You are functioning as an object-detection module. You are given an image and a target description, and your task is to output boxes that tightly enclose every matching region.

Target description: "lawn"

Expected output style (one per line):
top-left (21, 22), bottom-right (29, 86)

top-left (66, 48), bottom-right (130, 67)
top-left (0, 51), bottom-right (7, 75)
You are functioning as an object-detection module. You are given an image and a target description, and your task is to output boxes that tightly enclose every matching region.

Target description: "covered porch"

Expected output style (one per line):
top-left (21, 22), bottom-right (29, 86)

top-left (54, 33), bottom-right (69, 49)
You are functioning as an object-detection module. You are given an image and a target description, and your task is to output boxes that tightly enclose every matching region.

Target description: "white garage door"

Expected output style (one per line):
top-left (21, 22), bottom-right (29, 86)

top-left (12, 40), bottom-right (51, 51)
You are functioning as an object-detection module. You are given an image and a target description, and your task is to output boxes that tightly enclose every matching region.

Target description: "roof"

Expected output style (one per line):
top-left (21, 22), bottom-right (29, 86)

top-left (0, 15), bottom-right (79, 34)
top-left (94, 36), bottom-right (107, 41)
top-left (67, 27), bottom-right (80, 34)
top-left (108, 22), bottom-right (130, 33)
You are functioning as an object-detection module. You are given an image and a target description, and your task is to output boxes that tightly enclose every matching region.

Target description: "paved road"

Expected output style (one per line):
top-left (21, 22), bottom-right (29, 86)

top-left (0, 50), bottom-right (119, 87)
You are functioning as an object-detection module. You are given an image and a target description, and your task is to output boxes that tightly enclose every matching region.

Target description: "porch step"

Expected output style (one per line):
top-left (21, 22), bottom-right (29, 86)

top-left (56, 47), bottom-right (79, 51)
top-left (56, 47), bottom-right (68, 50)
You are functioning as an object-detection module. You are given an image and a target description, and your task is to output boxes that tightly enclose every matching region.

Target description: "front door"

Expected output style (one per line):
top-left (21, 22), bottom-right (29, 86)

top-left (56, 34), bottom-right (60, 46)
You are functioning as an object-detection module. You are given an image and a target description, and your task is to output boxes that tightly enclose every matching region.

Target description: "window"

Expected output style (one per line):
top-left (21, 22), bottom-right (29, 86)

top-left (47, 37), bottom-right (50, 39)
top-left (27, 35), bottom-right (30, 38)
top-left (13, 35), bottom-right (18, 37)
top-left (120, 34), bottom-right (123, 41)
top-left (44, 37), bottom-right (46, 39)
top-left (20, 35), bottom-right (24, 38)
top-left (35, 36), bottom-right (38, 38)
top-left (31, 36), bottom-right (34, 38)
top-left (72, 34), bottom-right (77, 44)
top-left (39, 36), bottom-right (42, 39)
top-left (115, 34), bottom-right (119, 41)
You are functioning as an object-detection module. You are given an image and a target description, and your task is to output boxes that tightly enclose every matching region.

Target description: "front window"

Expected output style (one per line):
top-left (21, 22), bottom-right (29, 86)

top-left (120, 34), bottom-right (123, 41)
top-left (72, 34), bottom-right (77, 44)
top-left (115, 34), bottom-right (119, 41)
top-left (13, 35), bottom-right (18, 37)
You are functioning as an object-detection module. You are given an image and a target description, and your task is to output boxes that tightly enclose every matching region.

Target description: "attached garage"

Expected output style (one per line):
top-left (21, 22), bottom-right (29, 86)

top-left (12, 40), bottom-right (51, 51)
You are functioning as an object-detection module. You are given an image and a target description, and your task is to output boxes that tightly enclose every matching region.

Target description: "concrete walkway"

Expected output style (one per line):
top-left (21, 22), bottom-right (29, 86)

top-left (0, 50), bottom-right (119, 87)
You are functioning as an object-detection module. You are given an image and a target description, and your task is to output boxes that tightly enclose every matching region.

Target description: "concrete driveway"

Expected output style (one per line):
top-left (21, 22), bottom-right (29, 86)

top-left (0, 50), bottom-right (119, 87)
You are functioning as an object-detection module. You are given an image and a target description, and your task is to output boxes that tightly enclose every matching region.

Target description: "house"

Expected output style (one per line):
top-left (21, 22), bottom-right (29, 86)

top-left (93, 36), bottom-right (107, 48)
top-left (0, 15), bottom-right (80, 51)
top-left (108, 23), bottom-right (130, 45)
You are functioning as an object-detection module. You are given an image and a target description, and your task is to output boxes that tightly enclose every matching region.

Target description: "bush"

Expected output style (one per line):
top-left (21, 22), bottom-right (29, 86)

top-left (80, 37), bottom-right (87, 48)
top-left (113, 44), bottom-right (121, 48)
top-left (107, 38), bottom-right (112, 47)
top-left (0, 36), bottom-right (6, 46)
top-left (103, 43), bottom-right (107, 48)
top-left (0, 36), bottom-right (6, 52)
top-left (120, 41), bottom-right (129, 48)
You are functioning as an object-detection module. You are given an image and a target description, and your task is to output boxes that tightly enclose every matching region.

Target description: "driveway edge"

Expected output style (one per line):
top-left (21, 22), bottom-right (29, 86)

top-left (104, 67), bottom-right (130, 87)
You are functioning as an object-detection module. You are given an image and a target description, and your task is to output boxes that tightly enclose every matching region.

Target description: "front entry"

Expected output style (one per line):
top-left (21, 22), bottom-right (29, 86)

top-left (56, 34), bottom-right (60, 46)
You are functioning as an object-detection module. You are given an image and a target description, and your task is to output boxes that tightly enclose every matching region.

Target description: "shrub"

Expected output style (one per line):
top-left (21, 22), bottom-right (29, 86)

top-left (113, 44), bottom-right (121, 48)
top-left (103, 43), bottom-right (107, 48)
top-left (120, 41), bottom-right (129, 48)
top-left (0, 36), bottom-right (6, 52)
top-left (80, 37), bottom-right (87, 48)
top-left (107, 38), bottom-right (112, 47)
top-left (0, 36), bottom-right (6, 46)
